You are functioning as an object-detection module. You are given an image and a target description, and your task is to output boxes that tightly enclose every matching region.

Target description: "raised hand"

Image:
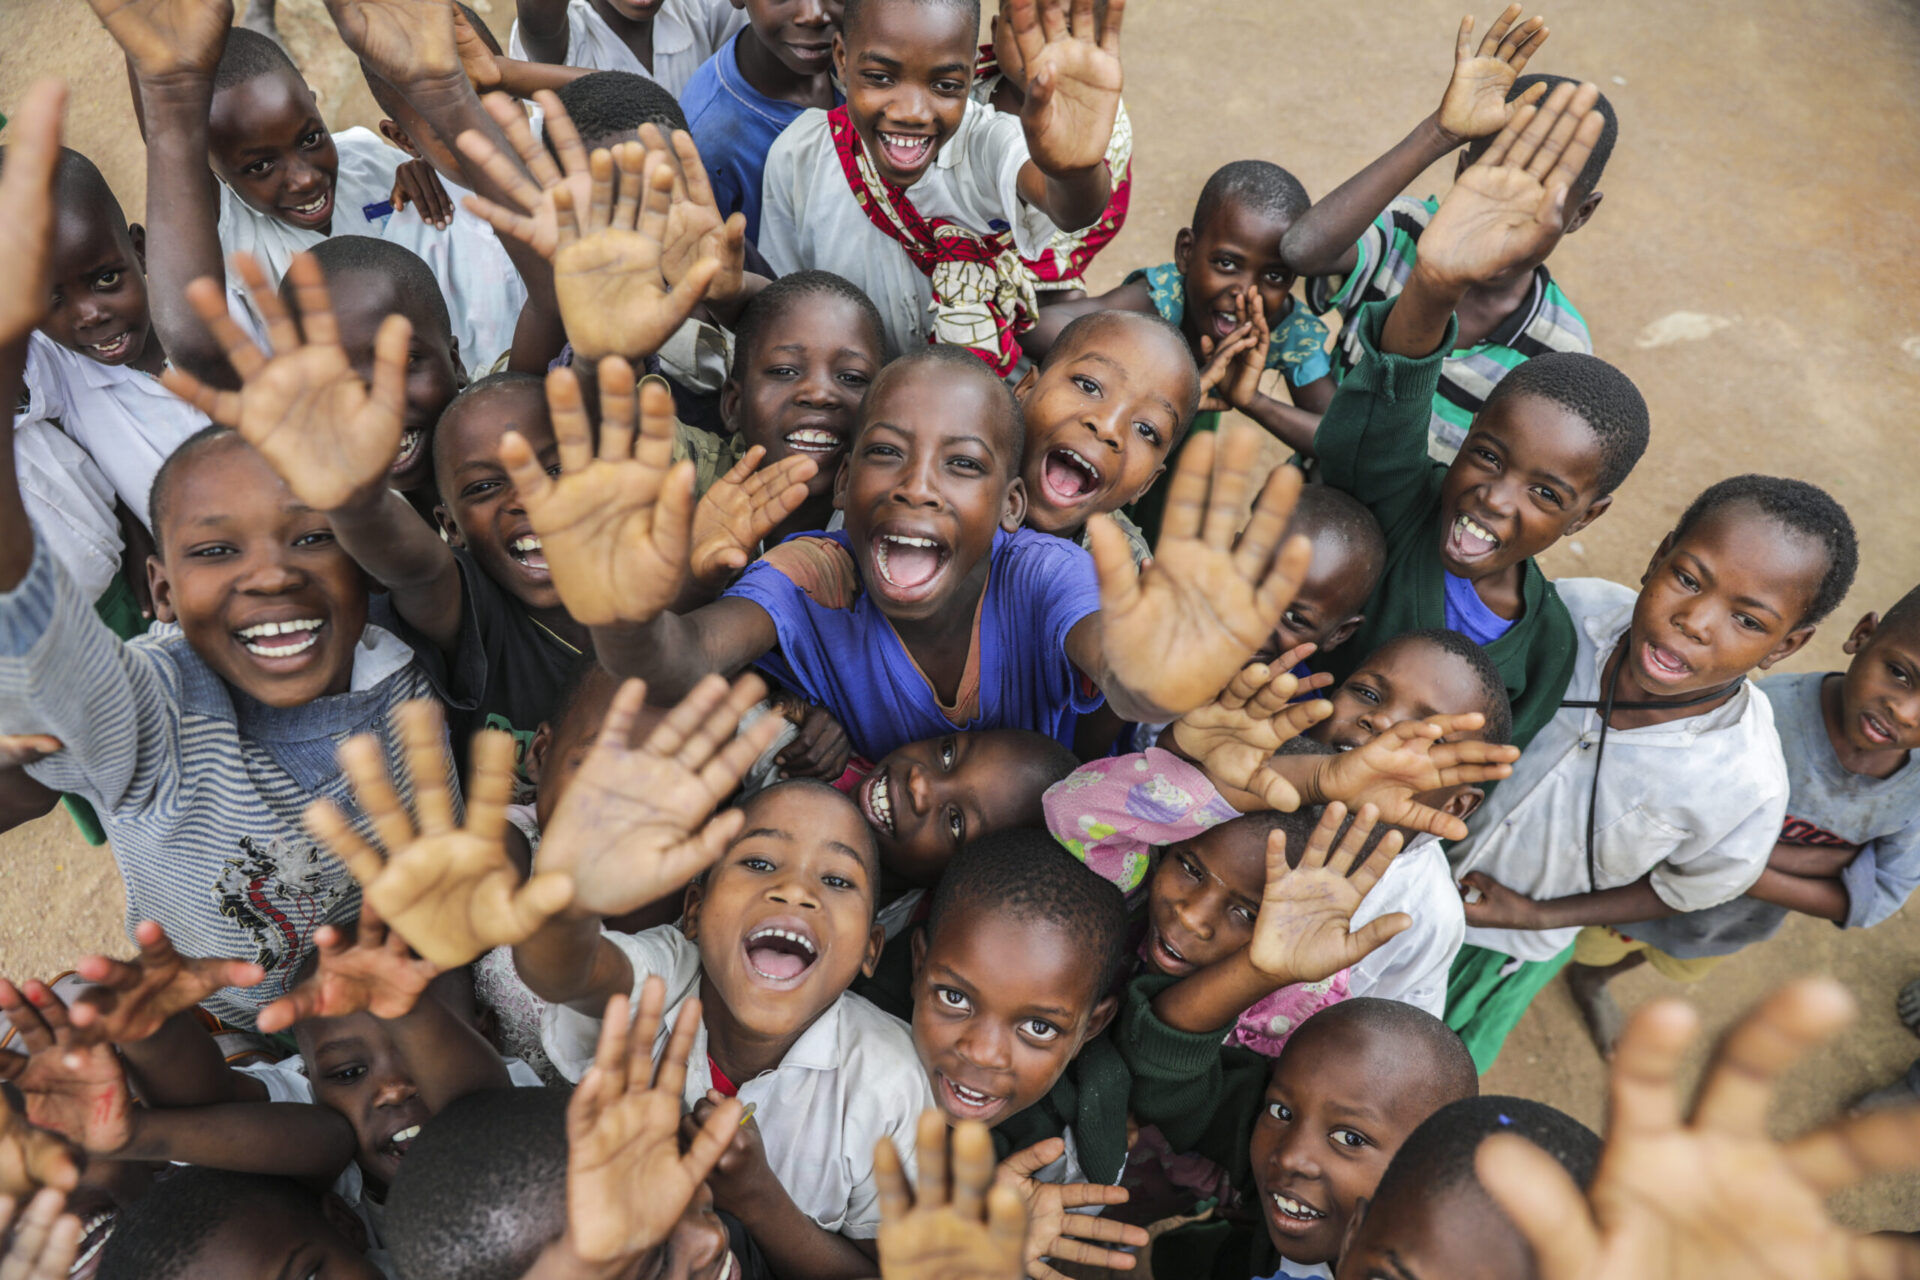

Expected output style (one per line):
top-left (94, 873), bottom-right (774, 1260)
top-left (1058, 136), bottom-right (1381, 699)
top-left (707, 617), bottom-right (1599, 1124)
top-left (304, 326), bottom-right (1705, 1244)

top-left (254, 898), bottom-right (440, 1034)
top-left (0, 1104), bottom-right (79, 1200)
top-left (0, 79), bottom-right (65, 351)
top-left (877, 1111), bottom-right (1028, 1280)
top-left (1435, 6), bottom-right (1549, 143)
top-left (161, 252), bottom-right (412, 512)
top-left (391, 158), bottom-right (455, 230)
top-left (1478, 980), bottom-right (1920, 1280)
top-left (643, 125), bottom-right (749, 308)
top-left (773, 701), bottom-right (853, 782)
top-left (689, 446), bottom-right (817, 593)
top-left (65, 920), bottom-right (264, 1048)
top-left (1457, 871), bottom-right (1547, 930)
top-left (459, 90), bottom-right (597, 262)
top-left (321, 0), bottom-right (461, 85)
top-left (0, 1188), bottom-right (83, 1280)
top-left (1196, 290), bottom-right (1268, 414)
top-left (1308, 713), bottom-right (1517, 840)
top-left (500, 357), bottom-right (695, 627)
top-left (1247, 804), bottom-right (1408, 985)
top-left (1414, 78), bottom-right (1604, 291)
top-left (0, 981), bottom-right (134, 1156)
top-left (996, 1140), bottom-right (1147, 1280)
top-left (1010, 0), bottom-right (1125, 176)
top-left (80, 0), bottom-right (232, 82)
top-left (305, 700), bottom-right (574, 969)
top-left (537, 675), bottom-right (786, 917)
top-left (1168, 657), bottom-right (1333, 812)
top-left (1088, 424), bottom-right (1314, 718)
top-left (568, 981), bottom-right (743, 1264)
top-left (452, 3), bottom-right (505, 92)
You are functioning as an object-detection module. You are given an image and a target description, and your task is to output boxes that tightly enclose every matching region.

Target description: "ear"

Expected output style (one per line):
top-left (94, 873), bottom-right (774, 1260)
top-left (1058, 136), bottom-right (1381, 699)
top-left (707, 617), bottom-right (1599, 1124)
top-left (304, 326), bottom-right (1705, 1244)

top-left (146, 554), bottom-right (177, 624)
top-left (1641, 529), bottom-right (1677, 587)
top-left (449, 334), bottom-right (467, 388)
top-left (1758, 625), bottom-right (1818, 671)
top-left (1173, 227), bottom-right (1195, 276)
top-left (129, 223), bottom-right (148, 272)
top-left (525, 721), bottom-right (555, 788)
top-left (1844, 612), bottom-right (1879, 656)
top-left (1000, 475), bottom-right (1028, 533)
top-left (1339, 1195), bottom-right (1371, 1264)
top-left (909, 924), bottom-right (929, 984)
top-left (1323, 613), bottom-right (1364, 653)
top-left (1561, 189), bottom-right (1603, 235)
top-left (1082, 992), bottom-right (1119, 1042)
top-left (377, 118), bottom-right (421, 161)
top-left (833, 31), bottom-right (848, 83)
top-left (1563, 491), bottom-right (1612, 538)
top-left (1442, 785), bottom-right (1484, 825)
top-left (720, 377), bottom-right (742, 434)
top-left (860, 920), bottom-right (886, 979)
top-left (681, 878), bottom-right (707, 940)
top-left (832, 453), bottom-right (851, 511)
top-left (322, 1191), bottom-right (370, 1253)
top-left (1127, 462), bottom-right (1168, 506)
top-left (432, 502), bottom-right (465, 548)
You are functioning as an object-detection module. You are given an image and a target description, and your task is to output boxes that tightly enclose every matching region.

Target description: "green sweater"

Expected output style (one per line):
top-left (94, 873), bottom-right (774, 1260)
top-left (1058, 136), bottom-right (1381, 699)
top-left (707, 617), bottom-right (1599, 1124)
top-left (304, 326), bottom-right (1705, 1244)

top-left (1312, 300), bottom-right (1578, 752)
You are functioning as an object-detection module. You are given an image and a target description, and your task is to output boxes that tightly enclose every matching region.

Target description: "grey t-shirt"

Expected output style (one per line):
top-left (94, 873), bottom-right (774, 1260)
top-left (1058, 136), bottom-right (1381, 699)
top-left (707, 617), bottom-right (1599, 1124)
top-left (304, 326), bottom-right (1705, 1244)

top-left (1623, 671), bottom-right (1920, 958)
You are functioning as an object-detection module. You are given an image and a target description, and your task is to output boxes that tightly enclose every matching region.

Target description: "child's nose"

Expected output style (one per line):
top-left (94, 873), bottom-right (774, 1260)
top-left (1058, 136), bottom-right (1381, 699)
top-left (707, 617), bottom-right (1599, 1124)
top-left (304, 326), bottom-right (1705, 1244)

top-left (238, 552), bottom-right (304, 594)
top-left (958, 1020), bottom-right (1012, 1069)
top-left (792, 0), bottom-right (831, 25)
top-left (904, 761), bottom-right (934, 814)
top-left (372, 1074), bottom-right (417, 1108)
top-left (1274, 1132), bottom-right (1322, 1177)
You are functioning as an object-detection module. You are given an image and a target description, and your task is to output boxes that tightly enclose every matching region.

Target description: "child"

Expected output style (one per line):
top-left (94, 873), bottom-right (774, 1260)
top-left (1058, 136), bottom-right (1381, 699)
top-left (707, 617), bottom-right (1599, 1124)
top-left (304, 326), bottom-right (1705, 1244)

top-left (511, 0), bottom-right (748, 97)
top-left (1285, 11), bottom-right (1611, 465)
top-left (1253, 486), bottom-right (1387, 673)
top-left (680, 0), bottom-right (843, 244)
top-left (1446, 475), bottom-right (1860, 1070)
top-left (1312, 81), bottom-right (1646, 751)
top-left (1334, 1096), bottom-right (1599, 1280)
top-left (93, 1168), bottom-right (381, 1280)
top-left (759, 0), bottom-right (1124, 373)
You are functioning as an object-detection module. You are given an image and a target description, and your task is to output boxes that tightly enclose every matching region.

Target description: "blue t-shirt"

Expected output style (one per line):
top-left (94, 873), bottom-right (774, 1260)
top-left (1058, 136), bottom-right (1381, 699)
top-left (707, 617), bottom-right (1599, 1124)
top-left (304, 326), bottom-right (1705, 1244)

top-left (725, 527), bottom-right (1105, 759)
top-left (1442, 571), bottom-right (1515, 646)
top-left (681, 30), bottom-right (840, 245)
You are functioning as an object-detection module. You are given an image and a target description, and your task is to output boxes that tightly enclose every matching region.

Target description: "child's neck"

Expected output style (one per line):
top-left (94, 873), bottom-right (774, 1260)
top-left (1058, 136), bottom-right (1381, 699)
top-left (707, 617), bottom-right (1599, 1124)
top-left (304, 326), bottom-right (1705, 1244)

top-left (735, 27), bottom-right (837, 109)
top-left (128, 328), bottom-right (168, 378)
top-left (588, 0), bottom-right (655, 66)
top-left (771, 492), bottom-right (839, 549)
top-left (887, 561), bottom-right (990, 705)
top-left (1819, 672), bottom-right (1911, 779)
top-left (1598, 634), bottom-right (1742, 731)
top-left (1468, 561), bottom-right (1525, 621)
top-left (698, 973), bottom-right (812, 1083)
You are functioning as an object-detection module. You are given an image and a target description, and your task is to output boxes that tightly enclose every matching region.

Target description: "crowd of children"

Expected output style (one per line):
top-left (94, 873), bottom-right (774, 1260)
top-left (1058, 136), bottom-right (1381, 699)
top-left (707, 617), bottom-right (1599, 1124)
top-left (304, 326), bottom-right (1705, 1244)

top-left (0, 0), bottom-right (1916, 1275)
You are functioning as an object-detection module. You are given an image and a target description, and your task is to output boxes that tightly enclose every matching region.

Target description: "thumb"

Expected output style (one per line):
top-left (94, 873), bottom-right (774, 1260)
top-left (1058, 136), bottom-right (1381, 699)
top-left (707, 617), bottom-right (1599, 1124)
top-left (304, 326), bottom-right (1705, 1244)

top-left (1344, 913), bottom-right (1410, 964)
top-left (1086, 514), bottom-right (1143, 618)
top-left (1000, 1137), bottom-right (1067, 1178)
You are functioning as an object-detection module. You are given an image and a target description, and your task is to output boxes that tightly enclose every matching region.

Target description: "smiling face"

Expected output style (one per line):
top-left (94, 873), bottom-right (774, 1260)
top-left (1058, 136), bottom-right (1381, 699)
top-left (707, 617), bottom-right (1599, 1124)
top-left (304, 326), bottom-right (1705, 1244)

top-left (1251, 535), bottom-right (1376, 667)
top-left (318, 268), bottom-right (465, 495)
top-left (1312, 639), bottom-right (1491, 754)
top-left (148, 437), bottom-right (368, 708)
top-left (857, 730), bottom-right (1068, 888)
top-left (1437, 393), bottom-right (1611, 586)
top-left (833, 0), bottom-right (977, 187)
top-left (1018, 316), bottom-right (1193, 536)
top-left (1173, 197), bottom-right (1298, 352)
top-left (1141, 821), bottom-right (1267, 977)
top-left (725, 292), bottom-right (882, 512)
top-left (1251, 1020), bottom-right (1454, 1266)
top-left (911, 904), bottom-right (1116, 1127)
top-left (1834, 610), bottom-right (1920, 757)
top-left (835, 358), bottom-right (1025, 622)
top-left (745, 0), bottom-right (843, 77)
top-left (683, 785), bottom-right (884, 1045)
top-left (1623, 503), bottom-right (1824, 702)
top-left (208, 70), bottom-right (340, 233)
top-left (44, 198), bottom-right (155, 370)
top-left (433, 380), bottom-right (562, 610)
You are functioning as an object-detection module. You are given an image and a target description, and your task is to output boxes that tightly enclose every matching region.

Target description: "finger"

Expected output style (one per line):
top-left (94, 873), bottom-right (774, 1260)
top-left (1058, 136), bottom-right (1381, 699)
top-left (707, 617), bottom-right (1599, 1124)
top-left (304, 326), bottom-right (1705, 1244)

top-left (1477, 2), bottom-right (1520, 56)
top-left (1155, 415), bottom-right (1216, 546)
top-left (1348, 826), bottom-right (1404, 896)
top-left (397, 701), bottom-right (457, 835)
top-left (1047, 1239), bottom-right (1144, 1267)
top-left (1604, 996), bottom-right (1698, 1138)
top-left (874, 1122), bottom-right (915, 1221)
top-left (1523, 81), bottom-right (1597, 184)
top-left (1455, 12), bottom-right (1475, 60)
top-left (255, 984), bottom-right (324, 1035)
top-left (1691, 978), bottom-right (1854, 1137)
top-left (1049, 1183), bottom-right (1136, 1212)
top-left (597, 677), bottom-right (650, 751)
top-left (1246, 764), bottom-right (1304, 814)
top-left (1038, 0), bottom-right (1068, 42)
top-left (987, 1182), bottom-right (1030, 1264)
top-left (699, 701), bottom-right (790, 800)
top-left (1087, 515), bottom-right (1145, 621)
top-left (647, 673), bottom-right (731, 762)
top-left (1389, 800), bottom-right (1470, 842)
top-left (599, 356), bottom-right (641, 465)
top-left (180, 272), bottom-right (269, 382)
top-left (585, 145), bottom-right (615, 241)
top-left (671, 130), bottom-right (718, 210)
top-left (284, 252), bottom-right (341, 350)
top-left (950, 1111), bottom-right (996, 1222)
top-left (304, 797), bottom-right (389, 889)
top-left (1096, 0), bottom-right (1124, 54)
top-left (362, 313), bottom-right (414, 447)
top-left (1475, 1132), bottom-right (1599, 1280)
top-left (459, 191), bottom-right (546, 253)
top-left (157, 365), bottom-right (241, 426)
top-left (1331, 803), bottom-right (1382, 876)
top-left (1297, 802), bottom-right (1344, 871)
top-left (1067, 0), bottom-right (1094, 42)
top-left (1239, 462), bottom-right (1306, 586)
top-left (333, 732), bottom-right (415, 859)
top-left (545, 364), bottom-right (595, 475)
top-left (1198, 425), bottom-right (1258, 549)
top-left (1786, 1103), bottom-right (1920, 1196)
top-left (998, 1137), bottom-right (1067, 1177)
top-left (683, 1095), bottom-right (746, 1185)
top-left (1008, 0), bottom-right (1045, 71)
top-left (1477, 101), bottom-right (1537, 169)
top-left (656, 985), bottom-right (705, 1101)
top-left (1345, 912), bottom-right (1410, 962)
top-left (504, 872), bottom-right (576, 940)
top-left (1845, 1234), bottom-right (1920, 1280)
top-left (1509, 21), bottom-right (1549, 72)
top-left (1505, 78), bottom-right (1575, 173)
top-left (594, 988), bottom-right (634, 1100)
top-left (914, 1108), bottom-right (950, 1208)
top-left (637, 151), bottom-right (676, 248)
top-left (1541, 100), bottom-right (1604, 213)
top-left (634, 374), bottom-right (680, 475)
top-left (463, 730), bottom-right (517, 845)
top-left (537, 90), bottom-right (591, 180)
top-left (236, 252), bottom-right (302, 357)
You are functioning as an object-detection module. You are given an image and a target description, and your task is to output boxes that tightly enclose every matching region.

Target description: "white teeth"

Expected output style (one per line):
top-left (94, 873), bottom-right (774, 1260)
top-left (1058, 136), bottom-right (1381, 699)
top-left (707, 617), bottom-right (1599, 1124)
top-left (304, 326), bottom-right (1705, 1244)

top-left (870, 771), bottom-right (894, 833)
top-left (237, 619), bottom-right (322, 639)
top-left (716, 1252), bottom-right (735, 1280)
top-left (291, 193), bottom-right (327, 214)
top-left (394, 430), bottom-right (423, 466)
top-left (391, 1125), bottom-right (421, 1145)
top-left (948, 1079), bottom-right (992, 1104)
top-left (1058, 447), bottom-right (1100, 481)
top-left (886, 534), bottom-right (937, 547)
top-left (786, 428), bottom-right (841, 452)
top-left (1457, 514), bottom-right (1498, 545)
top-left (746, 927), bottom-right (816, 956)
top-left (511, 536), bottom-right (542, 552)
top-left (1272, 1193), bottom-right (1323, 1220)
top-left (879, 132), bottom-right (932, 152)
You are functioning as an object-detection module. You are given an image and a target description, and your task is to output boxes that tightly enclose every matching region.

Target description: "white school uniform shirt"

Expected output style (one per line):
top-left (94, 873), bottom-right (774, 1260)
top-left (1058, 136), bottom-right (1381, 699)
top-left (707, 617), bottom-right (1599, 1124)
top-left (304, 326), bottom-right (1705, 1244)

top-left (541, 924), bottom-right (932, 1238)
top-left (18, 331), bottom-right (209, 533)
top-left (10, 417), bottom-right (123, 603)
top-left (508, 0), bottom-right (747, 97)
top-left (1346, 835), bottom-right (1462, 1018)
top-left (1447, 576), bottom-right (1790, 962)
top-left (759, 99), bottom-right (1062, 358)
top-left (382, 177), bottom-right (528, 373)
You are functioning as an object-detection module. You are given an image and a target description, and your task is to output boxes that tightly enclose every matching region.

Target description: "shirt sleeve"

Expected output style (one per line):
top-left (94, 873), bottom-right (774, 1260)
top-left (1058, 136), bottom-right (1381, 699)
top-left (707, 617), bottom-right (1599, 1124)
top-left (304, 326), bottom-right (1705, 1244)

top-left (970, 105), bottom-right (1061, 258)
top-left (12, 418), bottom-right (122, 603)
top-left (1304, 205), bottom-right (1393, 317)
top-left (1006, 532), bottom-right (1103, 717)
top-left (1310, 299), bottom-right (1452, 535)
top-left (1345, 846), bottom-right (1460, 1018)
top-left (757, 120), bottom-right (809, 277)
top-left (1043, 749), bottom-right (1242, 894)
top-left (1840, 821), bottom-right (1920, 930)
top-left (1647, 789), bottom-right (1789, 914)
top-left (539, 927), bottom-right (702, 1081)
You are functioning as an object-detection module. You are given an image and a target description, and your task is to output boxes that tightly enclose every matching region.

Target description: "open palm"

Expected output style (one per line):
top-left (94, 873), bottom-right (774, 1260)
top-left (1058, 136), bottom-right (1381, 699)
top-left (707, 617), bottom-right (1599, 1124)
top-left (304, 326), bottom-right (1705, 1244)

top-left (322, 0), bottom-right (460, 83)
top-left (1436, 6), bottom-right (1549, 142)
top-left (1169, 658), bottom-right (1331, 812)
top-left (0, 983), bottom-right (132, 1156)
top-left (1313, 714), bottom-right (1516, 838)
top-left (82, 0), bottom-right (232, 80)
top-left (1012, 0), bottom-right (1125, 174)
top-left (1248, 809), bottom-right (1407, 985)
top-left (689, 448), bottom-right (816, 592)
top-left (255, 902), bottom-right (437, 1033)
top-left (66, 920), bottom-right (264, 1048)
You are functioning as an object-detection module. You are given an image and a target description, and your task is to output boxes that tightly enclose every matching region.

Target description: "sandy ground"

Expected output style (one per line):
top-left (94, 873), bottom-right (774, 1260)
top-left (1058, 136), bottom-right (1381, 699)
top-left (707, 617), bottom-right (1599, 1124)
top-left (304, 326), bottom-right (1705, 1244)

top-left (5, 0), bottom-right (1920, 1231)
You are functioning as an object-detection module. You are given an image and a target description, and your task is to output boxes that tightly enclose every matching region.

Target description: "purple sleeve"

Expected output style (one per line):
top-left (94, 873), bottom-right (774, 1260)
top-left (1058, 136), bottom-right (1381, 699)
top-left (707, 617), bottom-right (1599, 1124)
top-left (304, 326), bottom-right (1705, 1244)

top-left (1043, 748), bottom-right (1242, 894)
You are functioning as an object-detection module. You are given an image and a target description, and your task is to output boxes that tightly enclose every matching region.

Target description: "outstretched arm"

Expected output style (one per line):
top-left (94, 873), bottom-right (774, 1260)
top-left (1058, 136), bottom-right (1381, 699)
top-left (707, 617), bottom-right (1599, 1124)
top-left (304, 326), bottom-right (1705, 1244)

top-left (1009, 0), bottom-right (1122, 232)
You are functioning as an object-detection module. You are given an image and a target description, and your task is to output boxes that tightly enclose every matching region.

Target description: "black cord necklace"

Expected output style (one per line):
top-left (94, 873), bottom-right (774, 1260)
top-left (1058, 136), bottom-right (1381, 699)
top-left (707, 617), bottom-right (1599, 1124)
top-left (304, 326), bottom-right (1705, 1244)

top-left (1557, 636), bottom-right (1745, 890)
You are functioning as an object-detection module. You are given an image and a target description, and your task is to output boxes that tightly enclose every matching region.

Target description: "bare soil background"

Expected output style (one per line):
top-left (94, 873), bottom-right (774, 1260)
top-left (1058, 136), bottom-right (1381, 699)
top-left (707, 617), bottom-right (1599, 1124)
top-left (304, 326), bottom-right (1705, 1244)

top-left (4, 0), bottom-right (1920, 1230)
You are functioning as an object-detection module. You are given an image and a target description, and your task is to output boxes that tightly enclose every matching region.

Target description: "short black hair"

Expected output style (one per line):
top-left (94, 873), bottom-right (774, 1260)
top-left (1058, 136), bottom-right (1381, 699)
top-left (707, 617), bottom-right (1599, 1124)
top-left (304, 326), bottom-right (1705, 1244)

top-left (549, 71), bottom-right (688, 154)
top-left (96, 1168), bottom-right (336, 1280)
top-left (1877, 583), bottom-right (1920, 636)
top-left (386, 1087), bottom-right (572, 1280)
top-left (1043, 310), bottom-right (1203, 439)
top-left (1365, 628), bottom-right (1514, 746)
top-left (1477, 352), bottom-right (1649, 497)
top-left (1671, 475), bottom-right (1860, 627)
top-left (1288, 484), bottom-right (1387, 598)
top-left (928, 828), bottom-right (1130, 998)
top-left (432, 369), bottom-right (546, 477)
top-left (212, 26), bottom-right (302, 94)
top-left (43, 147), bottom-right (131, 238)
top-left (729, 270), bottom-right (890, 382)
top-left (842, 0), bottom-right (982, 48)
top-left (862, 345), bottom-right (1026, 469)
top-left (1192, 160), bottom-right (1311, 234)
top-left (1513, 74), bottom-right (1616, 202)
top-left (147, 424), bottom-right (242, 555)
top-left (302, 233), bottom-right (455, 344)
top-left (1284, 998), bottom-right (1479, 1103)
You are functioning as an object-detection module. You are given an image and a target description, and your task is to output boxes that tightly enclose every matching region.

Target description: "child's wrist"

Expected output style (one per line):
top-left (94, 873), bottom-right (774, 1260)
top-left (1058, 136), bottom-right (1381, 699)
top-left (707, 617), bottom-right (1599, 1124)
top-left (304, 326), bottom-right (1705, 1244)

top-left (1421, 109), bottom-right (1468, 153)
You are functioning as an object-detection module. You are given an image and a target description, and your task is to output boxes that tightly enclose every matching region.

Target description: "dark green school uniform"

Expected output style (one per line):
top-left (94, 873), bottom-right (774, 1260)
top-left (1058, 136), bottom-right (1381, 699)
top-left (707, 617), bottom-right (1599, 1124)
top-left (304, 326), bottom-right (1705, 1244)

top-left (1313, 301), bottom-right (1577, 752)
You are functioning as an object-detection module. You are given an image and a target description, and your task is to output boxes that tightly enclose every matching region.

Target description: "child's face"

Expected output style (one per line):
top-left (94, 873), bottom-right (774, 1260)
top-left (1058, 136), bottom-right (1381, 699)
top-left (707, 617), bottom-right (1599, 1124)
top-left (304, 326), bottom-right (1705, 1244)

top-left (683, 786), bottom-right (885, 1044)
top-left (911, 904), bottom-right (1117, 1127)
top-left (1016, 319), bottom-right (1189, 536)
top-left (208, 71), bottom-right (340, 233)
top-left (1626, 503), bottom-right (1824, 700)
top-left (858, 731), bottom-right (1064, 888)
top-left (44, 202), bottom-right (153, 368)
top-left (320, 269), bottom-right (466, 494)
top-left (433, 381), bottom-right (563, 611)
top-left (1142, 822), bottom-right (1266, 977)
top-left (149, 438), bottom-right (369, 708)
top-left (1250, 1020), bottom-right (1456, 1266)
top-left (740, 0), bottom-right (843, 77)
top-left (834, 362), bottom-right (1026, 622)
top-left (1173, 197), bottom-right (1297, 351)
top-left (1335, 1179), bottom-right (1529, 1280)
top-left (661, 1183), bottom-right (739, 1280)
top-left (723, 293), bottom-right (881, 510)
top-left (832, 0), bottom-right (978, 187)
top-left (190, 1197), bottom-right (379, 1280)
top-left (1250, 534), bottom-right (1374, 666)
top-left (1437, 393), bottom-right (1611, 582)
top-left (1835, 611), bottom-right (1920, 754)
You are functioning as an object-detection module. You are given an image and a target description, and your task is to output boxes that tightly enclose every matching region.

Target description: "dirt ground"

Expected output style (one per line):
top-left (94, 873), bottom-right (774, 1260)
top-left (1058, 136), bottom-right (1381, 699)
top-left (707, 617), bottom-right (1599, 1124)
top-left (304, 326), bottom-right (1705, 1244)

top-left (5, 0), bottom-right (1920, 1231)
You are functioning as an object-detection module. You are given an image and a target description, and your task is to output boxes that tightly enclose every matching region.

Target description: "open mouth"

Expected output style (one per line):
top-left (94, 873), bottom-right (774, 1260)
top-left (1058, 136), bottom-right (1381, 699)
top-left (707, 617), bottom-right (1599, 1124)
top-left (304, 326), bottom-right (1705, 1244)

top-left (385, 1123), bottom-right (422, 1159)
top-left (1211, 310), bottom-right (1241, 339)
top-left (65, 1186), bottom-right (118, 1279)
top-left (744, 924), bottom-right (819, 984)
top-left (1144, 925), bottom-right (1195, 975)
top-left (1638, 638), bottom-right (1692, 685)
top-left (282, 188), bottom-right (333, 228)
top-left (508, 533), bottom-right (549, 575)
top-left (391, 429), bottom-right (425, 475)
top-left (784, 426), bottom-right (844, 457)
top-left (860, 768), bottom-right (896, 836)
top-left (871, 532), bottom-right (949, 599)
top-left (1445, 512), bottom-right (1502, 562)
top-left (1861, 710), bottom-right (1897, 747)
top-left (85, 330), bottom-right (136, 362)
top-left (937, 1072), bottom-right (1007, 1122)
top-left (235, 617), bottom-right (324, 660)
top-left (1268, 1189), bottom-right (1327, 1230)
top-left (1040, 446), bottom-right (1103, 507)
top-left (876, 131), bottom-right (935, 175)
